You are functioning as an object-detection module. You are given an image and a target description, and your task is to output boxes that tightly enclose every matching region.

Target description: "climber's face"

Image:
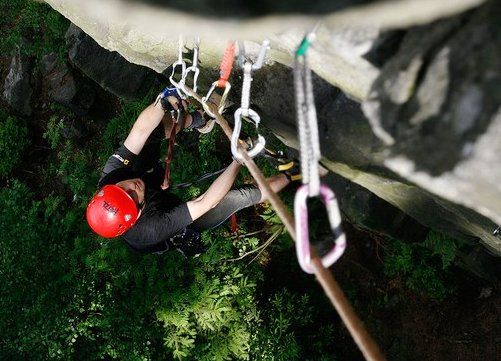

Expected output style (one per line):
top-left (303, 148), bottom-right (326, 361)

top-left (116, 178), bottom-right (145, 208)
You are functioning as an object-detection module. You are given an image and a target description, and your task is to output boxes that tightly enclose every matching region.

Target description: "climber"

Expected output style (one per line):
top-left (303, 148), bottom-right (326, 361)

top-left (86, 89), bottom-right (294, 257)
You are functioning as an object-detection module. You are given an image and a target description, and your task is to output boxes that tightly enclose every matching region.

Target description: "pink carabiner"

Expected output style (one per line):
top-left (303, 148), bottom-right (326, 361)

top-left (294, 183), bottom-right (346, 274)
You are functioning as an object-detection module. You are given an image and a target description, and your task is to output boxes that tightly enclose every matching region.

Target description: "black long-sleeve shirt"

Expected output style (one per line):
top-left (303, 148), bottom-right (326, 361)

top-left (98, 144), bottom-right (200, 255)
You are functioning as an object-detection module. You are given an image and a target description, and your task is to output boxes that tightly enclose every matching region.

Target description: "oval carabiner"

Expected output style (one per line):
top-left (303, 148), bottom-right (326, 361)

top-left (169, 37), bottom-right (186, 97)
top-left (238, 40), bottom-right (270, 71)
top-left (231, 108), bottom-right (266, 161)
top-left (179, 37), bottom-right (200, 94)
top-left (180, 66), bottom-right (200, 94)
top-left (202, 80), bottom-right (231, 118)
top-left (294, 184), bottom-right (346, 274)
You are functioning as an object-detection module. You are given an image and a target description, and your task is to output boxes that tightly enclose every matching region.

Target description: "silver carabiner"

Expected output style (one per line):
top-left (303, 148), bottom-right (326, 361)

top-left (179, 37), bottom-right (200, 94)
top-left (231, 108), bottom-right (266, 161)
top-left (294, 183), bottom-right (346, 274)
top-left (202, 80), bottom-right (231, 118)
top-left (169, 36), bottom-right (186, 98)
top-left (238, 40), bottom-right (270, 71)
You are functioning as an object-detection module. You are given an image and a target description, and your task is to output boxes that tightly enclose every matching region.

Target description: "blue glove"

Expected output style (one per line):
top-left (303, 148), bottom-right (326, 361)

top-left (159, 87), bottom-right (185, 113)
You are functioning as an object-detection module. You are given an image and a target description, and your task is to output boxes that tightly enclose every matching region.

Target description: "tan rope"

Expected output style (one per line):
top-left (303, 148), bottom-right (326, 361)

top-left (182, 85), bottom-right (385, 361)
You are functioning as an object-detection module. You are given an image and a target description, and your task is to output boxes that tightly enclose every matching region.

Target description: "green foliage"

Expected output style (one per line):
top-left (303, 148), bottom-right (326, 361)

top-left (57, 140), bottom-right (97, 198)
top-left (250, 289), bottom-right (338, 361)
top-left (43, 115), bottom-right (65, 149)
top-left (99, 97), bottom-right (151, 162)
top-left (0, 0), bottom-right (69, 59)
top-left (0, 114), bottom-right (28, 177)
top-left (384, 233), bottom-right (458, 300)
top-left (424, 230), bottom-right (458, 269)
top-left (157, 238), bottom-right (258, 360)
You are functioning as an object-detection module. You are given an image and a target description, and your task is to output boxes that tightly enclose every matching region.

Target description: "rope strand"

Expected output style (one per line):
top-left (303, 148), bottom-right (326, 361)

top-left (180, 83), bottom-right (385, 361)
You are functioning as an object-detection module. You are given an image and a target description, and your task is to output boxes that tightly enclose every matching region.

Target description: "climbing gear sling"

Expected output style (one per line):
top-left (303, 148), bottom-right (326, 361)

top-left (202, 42), bottom-right (235, 119)
top-left (293, 29), bottom-right (346, 274)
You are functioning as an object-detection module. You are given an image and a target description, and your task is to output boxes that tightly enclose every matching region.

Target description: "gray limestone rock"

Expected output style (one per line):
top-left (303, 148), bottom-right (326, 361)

top-left (42, 0), bottom-right (500, 253)
top-left (2, 46), bottom-right (33, 116)
top-left (362, 2), bottom-right (501, 248)
top-left (65, 24), bottom-right (159, 100)
top-left (41, 52), bottom-right (77, 105)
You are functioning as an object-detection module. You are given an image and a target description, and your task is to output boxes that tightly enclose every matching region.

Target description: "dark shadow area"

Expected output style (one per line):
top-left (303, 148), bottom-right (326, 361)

top-left (124, 0), bottom-right (375, 18)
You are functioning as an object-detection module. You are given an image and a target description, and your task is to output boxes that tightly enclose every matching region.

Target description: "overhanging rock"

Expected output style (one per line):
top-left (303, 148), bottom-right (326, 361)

top-left (43, 0), bottom-right (500, 253)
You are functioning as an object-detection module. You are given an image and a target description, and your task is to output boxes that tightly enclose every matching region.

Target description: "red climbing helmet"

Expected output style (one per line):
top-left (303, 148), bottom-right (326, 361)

top-left (86, 185), bottom-right (139, 238)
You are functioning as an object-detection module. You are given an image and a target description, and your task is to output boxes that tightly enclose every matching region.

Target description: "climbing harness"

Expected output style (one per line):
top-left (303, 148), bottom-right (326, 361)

top-left (231, 40), bottom-right (269, 162)
top-left (293, 29), bottom-right (346, 274)
top-left (169, 35), bottom-right (187, 99)
top-left (179, 37), bottom-right (201, 95)
top-left (202, 42), bottom-right (235, 119)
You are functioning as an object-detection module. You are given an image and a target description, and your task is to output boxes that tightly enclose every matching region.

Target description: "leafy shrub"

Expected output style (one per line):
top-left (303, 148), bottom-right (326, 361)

top-left (424, 230), bottom-right (458, 269)
top-left (99, 97), bottom-right (152, 162)
top-left (43, 115), bottom-right (65, 149)
top-left (0, 0), bottom-right (69, 59)
top-left (384, 233), bottom-right (458, 300)
top-left (0, 114), bottom-right (28, 177)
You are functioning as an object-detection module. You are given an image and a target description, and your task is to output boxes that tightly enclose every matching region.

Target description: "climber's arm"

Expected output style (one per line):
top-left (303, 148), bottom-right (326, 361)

top-left (186, 160), bottom-right (241, 221)
top-left (123, 101), bottom-right (166, 155)
top-left (124, 96), bottom-right (186, 154)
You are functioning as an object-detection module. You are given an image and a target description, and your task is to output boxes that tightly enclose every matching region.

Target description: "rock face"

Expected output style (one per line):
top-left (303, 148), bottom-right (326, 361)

top-left (361, 2), bottom-right (501, 252)
top-left (43, 0), bottom-right (501, 253)
top-left (41, 52), bottom-right (77, 105)
top-left (3, 46), bottom-right (33, 116)
top-left (65, 24), bottom-right (159, 100)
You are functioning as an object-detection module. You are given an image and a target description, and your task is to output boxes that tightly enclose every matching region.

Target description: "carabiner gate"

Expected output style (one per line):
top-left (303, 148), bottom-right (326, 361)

top-left (231, 108), bottom-right (266, 161)
top-left (294, 184), bottom-right (346, 274)
top-left (202, 80), bottom-right (231, 118)
top-left (169, 36), bottom-right (187, 98)
top-left (179, 37), bottom-right (200, 94)
top-left (237, 40), bottom-right (270, 71)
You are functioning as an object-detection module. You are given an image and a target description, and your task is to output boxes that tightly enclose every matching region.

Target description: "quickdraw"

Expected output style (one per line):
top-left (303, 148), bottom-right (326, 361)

top-left (293, 29), bottom-right (346, 274)
top-left (168, 35), bottom-right (384, 361)
top-left (202, 42), bottom-right (236, 119)
top-left (231, 40), bottom-right (269, 162)
top-left (168, 35), bottom-right (187, 100)
top-left (179, 37), bottom-right (201, 95)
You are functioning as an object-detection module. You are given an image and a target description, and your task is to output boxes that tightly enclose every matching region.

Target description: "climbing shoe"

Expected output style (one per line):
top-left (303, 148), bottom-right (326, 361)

top-left (278, 159), bottom-right (302, 182)
top-left (278, 161), bottom-right (329, 182)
